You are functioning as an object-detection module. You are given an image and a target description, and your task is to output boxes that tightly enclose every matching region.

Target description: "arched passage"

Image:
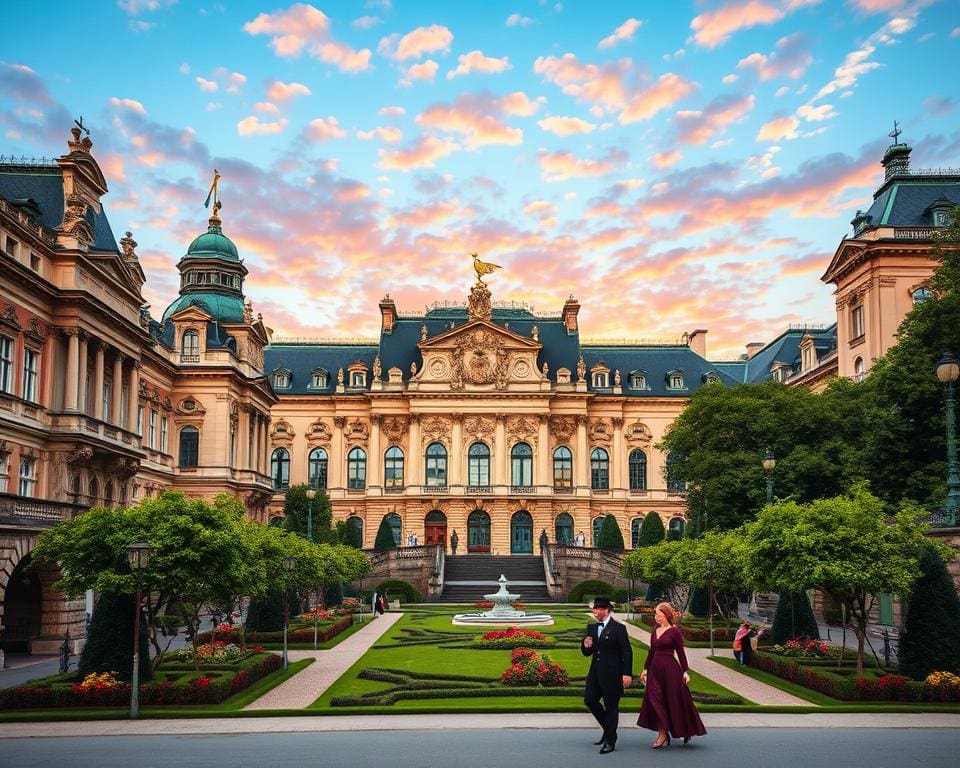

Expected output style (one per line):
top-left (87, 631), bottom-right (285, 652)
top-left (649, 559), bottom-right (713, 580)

top-left (424, 510), bottom-right (447, 547)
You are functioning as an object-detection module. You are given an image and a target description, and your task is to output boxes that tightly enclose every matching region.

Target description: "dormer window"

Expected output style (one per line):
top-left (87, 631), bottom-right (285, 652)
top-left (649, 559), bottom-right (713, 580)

top-left (272, 366), bottom-right (291, 389)
top-left (310, 369), bottom-right (329, 389)
top-left (592, 371), bottom-right (608, 388)
top-left (666, 371), bottom-right (685, 390)
top-left (630, 371), bottom-right (647, 390)
top-left (181, 330), bottom-right (199, 356)
top-left (702, 372), bottom-right (720, 385)
top-left (350, 370), bottom-right (366, 387)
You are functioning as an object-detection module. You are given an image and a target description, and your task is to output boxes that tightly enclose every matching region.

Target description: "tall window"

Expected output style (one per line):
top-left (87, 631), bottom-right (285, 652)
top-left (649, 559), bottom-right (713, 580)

top-left (425, 442), bottom-right (447, 487)
top-left (0, 335), bottom-right (12, 393)
top-left (178, 426), bottom-right (199, 468)
top-left (553, 446), bottom-right (573, 489)
top-left (22, 348), bottom-right (38, 402)
top-left (19, 455), bottom-right (36, 497)
top-left (854, 356), bottom-right (865, 382)
top-left (851, 304), bottom-right (864, 339)
top-left (181, 330), bottom-right (199, 355)
top-left (668, 518), bottom-right (685, 540)
top-left (137, 405), bottom-right (144, 437)
top-left (347, 447), bottom-right (366, 489)
top-left (631, 517), bottom-right (643, 548)
top-left (386, 512), bottom-right (402, 546)
top-left (350, 370), bottom-right (366, 387)
top-left (102, 379), bottom-right (111, 418)
top-left (270, 448), bottom-right (290, 490)
top-left (160, 416), bottom-right (169, 453)
top-left (148, 409), bottom-right (157, 449)
top-left (511, 442), bottom-right (533, 487)
top-left (308, 447), bottom-right (328, 489)
top-left (468, 442), bottom-right (490, 487)
top-left (592, 516), bottom-right (604, 546)
top-left (628, 449), bottom-right (647, 490)
top-left (590, 447), bottom-right (609, 490)
top-left (666, 452), bottom-right (685, 492)
top-left (384, 446), bottom-right (405, 488)
top-left (555, 512), bottom-right (574, 544)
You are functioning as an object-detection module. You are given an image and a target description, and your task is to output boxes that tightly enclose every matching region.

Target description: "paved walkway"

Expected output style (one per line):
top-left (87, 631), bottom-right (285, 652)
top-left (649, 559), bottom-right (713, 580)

top-left (623, 622), bottom-right (811, 707)
top-left (244, 612), bottom-right (402, 710)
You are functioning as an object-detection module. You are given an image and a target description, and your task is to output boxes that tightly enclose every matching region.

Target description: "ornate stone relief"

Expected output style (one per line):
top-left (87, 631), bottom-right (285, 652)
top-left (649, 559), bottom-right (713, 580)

top-left (549, 415), bottom-right (577, 444)
top-left (423, 499), bottom-right (450, 515)
top-left (307, 419), bottom-right (332, 444)
top-left (507, 415), bottom-right (538, 447)
top-left (60, 192), bottom-right (95, 244)
top-left (451, 329), bottom-right (509, 390)
top-left (381, 415), bottom-right (409, 442)
top-left (270, 420), bottom-right (295, 441)
top-left (464, 415), bottom-right (495, 441)
top-left (421, 415), bottom-right (451, 446)
top-left (625, 421), bottom-right (652, 444)
top-left (109, 457), bottom-right (140, 478)
top-left (589, 418), bottom-right (612, 444)
top-left (345, 418), bottom-right (370, 443)
top-left (176, 397), bottom-right (206, 416)
top-left (0, 304), bottom-right (22, 332)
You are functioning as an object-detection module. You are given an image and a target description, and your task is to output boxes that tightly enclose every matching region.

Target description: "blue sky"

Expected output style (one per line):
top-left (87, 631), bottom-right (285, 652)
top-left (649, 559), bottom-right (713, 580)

top-left (2, 0), bottom-right (959, 357)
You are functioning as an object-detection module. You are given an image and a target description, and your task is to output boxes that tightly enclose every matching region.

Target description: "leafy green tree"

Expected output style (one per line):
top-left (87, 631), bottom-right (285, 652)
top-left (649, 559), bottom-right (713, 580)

top-left (596, 514), bottom-right (625, 550)
top-left (79, 592), bottom-right (152, 682)
top-left (637, 513), bottom-right (665, 547)
top-left (245, 589), bottom-right (288, 632)
top-left (623, 539), bottom-right (687, 609)
top-left (899, 542), bottom-right (960, 680)
top-left (336, 519), bottom-right (363, 548)
top-left (373, 515), bottom-right (398, 550)
top-left (283, 484), bottom-right (335, 542)
top-left (743, 485), bottom-right (926, 674)
top-left (770, 591), bottom-right (820, 644)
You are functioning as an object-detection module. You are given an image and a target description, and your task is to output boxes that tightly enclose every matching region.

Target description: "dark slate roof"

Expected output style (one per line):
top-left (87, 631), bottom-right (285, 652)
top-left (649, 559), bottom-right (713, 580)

top-left (0, 165), bottom-right (118, 252)
top-left (735, 324), bottom-right (837, 383)
top-left (863, 180), bottom-right (960, 228)
top-left (581, 345), bottom-right (739, 396)
top-left (161, 292), bottom-right (246, 324)
top-left (264, 344), bottom-right (379, 395)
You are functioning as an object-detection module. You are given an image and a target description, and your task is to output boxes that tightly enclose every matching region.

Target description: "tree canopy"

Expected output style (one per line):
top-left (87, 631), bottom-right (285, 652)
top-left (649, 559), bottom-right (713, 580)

top-left (596, 514), bottom-right (625, 550)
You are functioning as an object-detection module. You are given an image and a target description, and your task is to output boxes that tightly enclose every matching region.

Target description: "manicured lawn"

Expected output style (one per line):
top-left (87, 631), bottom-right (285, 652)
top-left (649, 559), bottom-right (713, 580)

top-left (311, 605), bottom-right (741, 714)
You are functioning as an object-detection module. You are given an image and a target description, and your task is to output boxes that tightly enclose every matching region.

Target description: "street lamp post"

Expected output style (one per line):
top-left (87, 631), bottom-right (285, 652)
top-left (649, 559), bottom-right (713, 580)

top-left (281, 556), bottom-right (295, 670)
top-left (705, 556), bottom-right (715, 657)
top-left (937, 352), bottom-right (960, 526)
top-left (762, 450), bottom-right (776, 505)
top-left (126, 540), bottom-right (152, 720)
top-left (304, 489), bottom-right (318, 649)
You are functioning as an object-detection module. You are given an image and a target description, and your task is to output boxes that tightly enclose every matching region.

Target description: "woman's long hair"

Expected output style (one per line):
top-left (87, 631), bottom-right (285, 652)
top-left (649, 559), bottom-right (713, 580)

top-left (655, 602), bottom-right (678, 625)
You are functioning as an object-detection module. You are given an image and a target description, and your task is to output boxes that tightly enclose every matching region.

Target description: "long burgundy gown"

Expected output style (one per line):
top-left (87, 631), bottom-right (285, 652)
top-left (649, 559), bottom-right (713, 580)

top-left (637, 625), bottom-right (707, 739)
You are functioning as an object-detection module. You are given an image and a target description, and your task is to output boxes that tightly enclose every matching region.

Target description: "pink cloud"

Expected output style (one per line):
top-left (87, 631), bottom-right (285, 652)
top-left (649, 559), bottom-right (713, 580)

top-left (356, 126), bottom-right (403, 143)
top-left (195, 76), bottom-right (217, 92)
top-left (737, 33), bottom-right (813, 80)
top-left (756, 115), bottom-right (800, 141)
top-left (598, 18), bottom-right (642, 49)
top-left (236, 116), bottom-right (288, 136)
top-left (506, 13), bottom-right (534, 27)
top-left (254, 101), bottom-right (280, 114)
top-left (109, 97), bottom-right (147, 114)
top-left (352, 15), bottom-right (381, 29)
top-left (390, 198), bottom-right (474, 227)
top-left (403, 60), bottom-right (439, 83)
top-left (673, 94), bottom-right (754, 145)
top-left (243, 3), bottom-right (331, 57)
top-left (379, 24), bottom-right (453, 61)
top-left (447, 50), bottom-right (512, 79)
top-left (314, 42), bottom-right (372, 72)
top-left (690, 1), bottom-right (785, 48)
top-left (537, 116), bottom-right (596, 136)
top-left (538, 148), bottom-right (627, 182)
top-left (266, 80), bottom-right (311, 101)
top-left (304, 116), bottom-right (346, 141)
top-left (501, 91), bottom-right (545, 117)
top-left (378, 135), bottom-right (460, 170)
top-left (621, 73), bottom-right (698, 124)
top-left (379, 105), bottom-right (406, 117)
top-left (534, 53), bottom-right (630, 112)
top-left (651, 150), bottom-right (683, 169)
top-left (417, 92), bottom-right (537, 148)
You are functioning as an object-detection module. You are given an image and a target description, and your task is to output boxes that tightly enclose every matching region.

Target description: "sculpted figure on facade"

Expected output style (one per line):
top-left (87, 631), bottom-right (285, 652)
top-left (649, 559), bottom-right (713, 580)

top-left (507, 415), bottom-right (538, 447)
top-left (421, 415), bottom-right (452, 446)
top-left (625, 421), bottom-right (652, 444)
top-left (576, 354), bottom-right (586, 382)
top-left (464, 415), bottom-right (495, 441)
top-left (614, 369), bottom-right (621, 386)
top-left (589, 418), bottom-right (612, 444)
top-left (542, 361), bottom-right (549, 378)
top-left (549, 415), bottom-right (576, 444)
top-left (373, 355), bottom-right (382, 381)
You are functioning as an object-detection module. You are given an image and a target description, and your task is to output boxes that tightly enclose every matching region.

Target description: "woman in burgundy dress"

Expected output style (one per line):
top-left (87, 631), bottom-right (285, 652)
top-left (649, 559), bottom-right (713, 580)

top-left (637, 602), bottom-right (707, 748)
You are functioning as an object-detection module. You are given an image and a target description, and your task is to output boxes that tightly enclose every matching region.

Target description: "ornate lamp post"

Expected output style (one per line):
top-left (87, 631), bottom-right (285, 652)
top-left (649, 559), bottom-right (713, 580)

top-left (304, 489), bottom-right (319, 649)
top-left (762, 450), bottom-right (776, 505)
top-left (937, 352), bottom-right (960, 526)
top-left (126, 540), bottom-right (152, 719)
top-left (281, 556), bottom-right (295, 670)
top-left (705, 556), bottom-right (715, 657)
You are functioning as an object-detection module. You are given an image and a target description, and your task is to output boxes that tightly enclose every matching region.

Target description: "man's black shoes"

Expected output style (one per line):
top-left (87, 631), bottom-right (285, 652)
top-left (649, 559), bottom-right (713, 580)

top-left (599, 743), bottom-right (616, 754)
top-left (593, 737), bottom-right (606, 745)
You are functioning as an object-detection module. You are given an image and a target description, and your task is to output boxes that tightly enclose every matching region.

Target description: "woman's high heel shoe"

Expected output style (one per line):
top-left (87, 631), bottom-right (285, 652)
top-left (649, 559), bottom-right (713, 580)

top-left (682, 737), bottom-right (691, 745)
top-left (652, 734), bottom-right (671, 749)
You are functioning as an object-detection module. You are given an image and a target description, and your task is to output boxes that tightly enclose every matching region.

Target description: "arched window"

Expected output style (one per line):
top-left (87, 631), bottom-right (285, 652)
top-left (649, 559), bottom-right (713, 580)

top-left (104, 481), bottom-right (114, 506)
top-left (912, 286), bottom-right (934, 305)
top-left (308, 447), bottom-right (328, 489)
top-left (468, 442), bottom-right (490, 487)
top-left (553, 446), bottom-right (573, 490)
top-left (854, 357), bottom-right (865, 382)
top-left (18, 455), bottom-right (36, 497)
top-left (590, 447), bottom-right (609, 490)
top-left (555, 512), bottom-right (574, 545)
top-left (628, 449), bottom-right (647, 490)
top-left (346, 516), bottom-right (363, 545)
top-left (270, 448), bottom-right (290, 490)
top-left (511, 510), bottom-right (533, 553)
top-left (631, 517), bottom-right (643, 548)
top-left (88, 477), bottom-right (99, 505)
top-left (425, 442), bottom-right (447, 487)
top-left (383, 512), bottom-right (402, 546)
top-left (511, 442), bottom-right (533, 487)
top-left (347, 447), bottom-right (366, 489)
top-left (592, 516), bottom-right (604, 546)
top-left (181, 329), bottom-right (199, 356)
top-left (668, 517), bottom-right (685, 540)
top-left (179, 425), bottom-right (199, 468)
top-left (384, 446), bottom-right (404, 488)
top-left (666, 451), bottom-right (685, 492)
top-left (467, 509), bottom-right (491, 552)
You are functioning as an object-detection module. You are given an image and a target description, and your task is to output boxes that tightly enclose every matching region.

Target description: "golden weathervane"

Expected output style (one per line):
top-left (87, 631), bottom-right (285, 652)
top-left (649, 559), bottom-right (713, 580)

top-left (471, 252), bottom-right (502, 284)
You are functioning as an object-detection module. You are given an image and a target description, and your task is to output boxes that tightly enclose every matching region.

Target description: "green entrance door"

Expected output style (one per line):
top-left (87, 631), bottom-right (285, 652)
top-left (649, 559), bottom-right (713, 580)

top-left (511, 511), bottom-right (533, 553)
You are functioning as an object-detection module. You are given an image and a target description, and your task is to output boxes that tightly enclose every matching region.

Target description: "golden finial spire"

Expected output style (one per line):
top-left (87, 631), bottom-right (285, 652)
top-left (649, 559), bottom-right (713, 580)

top-left (204, 169), bottom-right (222, 227)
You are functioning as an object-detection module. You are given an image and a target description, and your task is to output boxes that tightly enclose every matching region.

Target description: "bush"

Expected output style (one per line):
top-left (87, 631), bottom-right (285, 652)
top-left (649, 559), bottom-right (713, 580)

top-left (899, 542), bottom-right (960, 680)
top-left (472, 627), bottom-right (555, 649)
top-left (245, 589), bottom-right (289, 632)
top-left (79, 592), bottom-right (152, 683)
top-left (771, 591), bottom-right (820, 644)
top-left (688, 586), bottom-right (709, 617)
top-left (636, 514), bottom-right (665, 547)
top-left (568, 579), bottom-right (615, 603)
top-left (502, 648), bottom-right (569, 687)
top-left (201, 616), bottom-right (352, 646)
top-left (374, 579), bottom-right (421, 604)
top-left (374, 516), bottom-right (398, 551)
top-left (595, 514), bottom-right (625, 550)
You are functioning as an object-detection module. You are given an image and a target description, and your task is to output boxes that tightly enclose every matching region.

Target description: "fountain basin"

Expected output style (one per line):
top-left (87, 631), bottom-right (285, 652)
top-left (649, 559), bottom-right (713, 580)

top-left (451, 573), bottom-right (554, 626)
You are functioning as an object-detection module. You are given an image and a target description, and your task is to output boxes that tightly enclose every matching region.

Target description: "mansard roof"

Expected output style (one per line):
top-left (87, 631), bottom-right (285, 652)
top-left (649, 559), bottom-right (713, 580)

top-left (717, 324), bottom-right (837, 384)
top-left (0, 162), bottom-right (118, 251)
top-left (264, 343), bottom-right (379, 394)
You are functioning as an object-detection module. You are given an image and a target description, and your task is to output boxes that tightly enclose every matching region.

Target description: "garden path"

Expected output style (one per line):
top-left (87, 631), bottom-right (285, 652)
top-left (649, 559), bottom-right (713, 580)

top-left (244, 612), bottom-right (402, 710)
top-left (623, 622), bottom-right (812, 706)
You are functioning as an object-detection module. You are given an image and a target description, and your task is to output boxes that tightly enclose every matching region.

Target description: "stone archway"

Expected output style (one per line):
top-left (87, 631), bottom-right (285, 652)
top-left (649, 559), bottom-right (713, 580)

top-left (424, 510), bottom-right (447, 547)
top-left (1, 554), bottom-right (41, 653)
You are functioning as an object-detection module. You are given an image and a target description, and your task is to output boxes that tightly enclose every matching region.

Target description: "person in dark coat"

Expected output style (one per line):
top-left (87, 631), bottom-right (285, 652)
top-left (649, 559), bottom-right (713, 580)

top-left (450, 530), bottom-right (459, 555)
top-left (637, 602), bottom-right (707, 748)
top-left (581, 596), bottom-right (633, 754)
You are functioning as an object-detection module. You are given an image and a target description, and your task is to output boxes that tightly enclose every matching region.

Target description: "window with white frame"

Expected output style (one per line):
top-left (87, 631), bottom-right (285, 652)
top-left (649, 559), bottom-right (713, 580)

top-left (161, 416), bottom-right (169, 453)
top-left (4, 235), bottom-right (18, 258)
top-left (0, 452), bottom-right (8, 493)
top-left (310, 370), bottom-right (328, 388)
top-left (668, 372), bottom-right (685, 389)
top-left (181, 329), bottom-right (200, 356)
top-left (854, 357), bottom-right (865, 382)
top-left (851, 304), bottom-right (864, 339)
top-left (350, 370), bottom-right (366, 387)
top-left (273, 371), bottom-right (290, 389)
top-left (0, 335), bottom-right (12, 393)
top-left (592, 371), bottom-right (608, 388)
top-left (149, 409), bottom-right (157, 449)
top-left (22, 348), bottom-right (38, 402)
top-left (630, 372), bottom-right (646, 390)
top-left (102, 379), bottom-right (111, 419)
top-left (120, 385), bottom-right (129, 429)
top-left (19, 455), bottom-right (36, 497)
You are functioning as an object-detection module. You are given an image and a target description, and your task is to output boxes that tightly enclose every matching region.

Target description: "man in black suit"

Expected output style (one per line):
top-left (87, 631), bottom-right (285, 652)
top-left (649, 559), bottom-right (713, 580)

top-left (581, 596), bottom-right (633, 754)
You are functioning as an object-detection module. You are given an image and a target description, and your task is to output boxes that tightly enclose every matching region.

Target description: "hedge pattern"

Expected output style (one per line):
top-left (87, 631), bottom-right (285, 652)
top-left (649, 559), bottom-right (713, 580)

top-left (196, 616), bottom-right (352, 646)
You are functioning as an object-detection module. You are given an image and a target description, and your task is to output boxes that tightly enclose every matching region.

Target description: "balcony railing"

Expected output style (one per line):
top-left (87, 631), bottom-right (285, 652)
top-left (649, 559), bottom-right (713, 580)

top-left (0, 492), bottom-right (88, 528)
top-left (511, 485), bottom-right (536, 494)
top-left (180, 354), bottom-right (201, 363)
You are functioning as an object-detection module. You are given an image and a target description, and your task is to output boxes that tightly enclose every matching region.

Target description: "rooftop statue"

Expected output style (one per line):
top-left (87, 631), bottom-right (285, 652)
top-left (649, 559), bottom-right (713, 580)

top-left (471, 252), bottom-right (501, 284)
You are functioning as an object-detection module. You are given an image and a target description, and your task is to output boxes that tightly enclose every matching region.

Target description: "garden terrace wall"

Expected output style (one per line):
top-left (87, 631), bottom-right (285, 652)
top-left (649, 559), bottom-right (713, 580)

top-left (355, 545), bottom-right (441, 599)
top-left (548, 545), bottom-right (628, 599)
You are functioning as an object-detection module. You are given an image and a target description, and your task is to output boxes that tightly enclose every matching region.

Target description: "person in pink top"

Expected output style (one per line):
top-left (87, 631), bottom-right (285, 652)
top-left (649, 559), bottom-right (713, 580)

top-left (637, 602), bottom-right (707, 748)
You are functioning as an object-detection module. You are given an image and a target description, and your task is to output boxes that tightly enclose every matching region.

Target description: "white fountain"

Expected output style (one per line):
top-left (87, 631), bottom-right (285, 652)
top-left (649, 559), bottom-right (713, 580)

top-left (451, 574), bottom-right (554, 626)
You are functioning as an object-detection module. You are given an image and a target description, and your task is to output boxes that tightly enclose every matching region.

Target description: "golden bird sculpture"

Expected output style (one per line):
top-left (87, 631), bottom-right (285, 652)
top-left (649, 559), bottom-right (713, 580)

top-left (471, 252), bottom-right (502, 284)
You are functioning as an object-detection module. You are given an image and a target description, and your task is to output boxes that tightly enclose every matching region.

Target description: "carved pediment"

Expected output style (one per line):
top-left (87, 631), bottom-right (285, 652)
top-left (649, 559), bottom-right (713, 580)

top-left (464, 415), bottom-right (495, 440)
top-left (589, 418), bottom-right (612, 444)
top-left (625, 421), bottom-right (652, 444)
top-left (169, 305), bottom-right (213, 323)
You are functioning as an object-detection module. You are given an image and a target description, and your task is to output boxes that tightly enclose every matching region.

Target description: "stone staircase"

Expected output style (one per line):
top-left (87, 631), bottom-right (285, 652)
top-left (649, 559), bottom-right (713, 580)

top-left (441, 555), bottom-right (551, 602)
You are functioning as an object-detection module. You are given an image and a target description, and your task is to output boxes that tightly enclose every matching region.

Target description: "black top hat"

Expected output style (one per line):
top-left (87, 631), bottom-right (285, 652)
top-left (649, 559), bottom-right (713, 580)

top-left (592, 596), bottom-right (613, 609)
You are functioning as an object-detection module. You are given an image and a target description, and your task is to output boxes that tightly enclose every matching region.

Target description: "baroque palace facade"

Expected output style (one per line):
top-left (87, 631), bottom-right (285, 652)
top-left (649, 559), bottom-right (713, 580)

top-left (0, 124), bottom-right (955, 657)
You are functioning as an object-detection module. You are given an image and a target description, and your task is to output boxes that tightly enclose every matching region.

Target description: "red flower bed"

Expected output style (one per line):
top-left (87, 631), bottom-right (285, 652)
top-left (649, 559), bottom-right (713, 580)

top-left (501, 647), bottom-right (569, 687)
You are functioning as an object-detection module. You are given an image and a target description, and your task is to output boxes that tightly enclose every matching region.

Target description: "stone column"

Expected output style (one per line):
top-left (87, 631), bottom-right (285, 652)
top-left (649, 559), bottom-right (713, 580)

top-left (263, 415), bottom-right (271, 474)
top-left (127, 363), bottom-right (140, 433)
top-left (575, 415), bottom-right (589, 488)
top-left (333, 416), bottom-right (346, 489)
top-left (92, 342), bottom-right (104, 420)
top-left (407, 414), bottom-right (421, 489)
top-left (369, 415), bottom-right (382, 487)
top-left (77, 332), bottom-right (88, 414)
top-left (238, 406), bottom-right (250, 470)
top-left (111, 353), bottom-right (124, 425)
top-left (612, 417), bottom-right (624, 490)
top-left (494, 413), bottom-right (506, 486)
top-left (64, 329), bottom-right (79, 412)
top-left (450, 414), bottom-right (463, 485)
top-left (538, 415), bottom-right (550, 489)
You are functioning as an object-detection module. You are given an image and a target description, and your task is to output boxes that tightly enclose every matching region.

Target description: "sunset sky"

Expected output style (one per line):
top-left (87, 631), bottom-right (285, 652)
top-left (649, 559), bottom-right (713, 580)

top-left (2, 1), bottom-right (959, 358)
